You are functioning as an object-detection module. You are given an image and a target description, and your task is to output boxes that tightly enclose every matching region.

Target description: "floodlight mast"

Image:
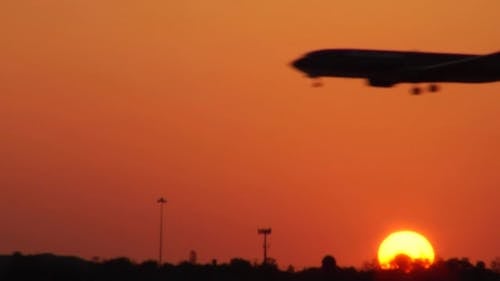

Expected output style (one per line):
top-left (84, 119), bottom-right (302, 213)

top-left (257, 228), bottom-right (272, 265)
top-left (157, 197), bottom-right (167, 265)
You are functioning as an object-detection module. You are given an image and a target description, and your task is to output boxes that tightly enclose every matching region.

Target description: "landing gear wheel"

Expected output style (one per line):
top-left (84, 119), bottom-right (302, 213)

top-left (411, 87), bottom-right (422, 95)
top-left (428, 84), bottom-right (439, 92)
top-left (312, 80), bottom-right (323, 87)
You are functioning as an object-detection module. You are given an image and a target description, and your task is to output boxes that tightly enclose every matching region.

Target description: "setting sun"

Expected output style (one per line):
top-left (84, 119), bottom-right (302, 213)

top-left (378, 230), bottom-right (435, 270)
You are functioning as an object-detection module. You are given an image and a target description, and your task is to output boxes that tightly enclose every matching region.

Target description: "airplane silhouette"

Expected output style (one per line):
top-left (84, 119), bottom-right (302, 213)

top-left (291, 49), bottom-right (500, 94)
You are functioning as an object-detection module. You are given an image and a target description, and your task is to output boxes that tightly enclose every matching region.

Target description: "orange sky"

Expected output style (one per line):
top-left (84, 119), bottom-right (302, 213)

top-left (1, 0), bottom-right (499, 269)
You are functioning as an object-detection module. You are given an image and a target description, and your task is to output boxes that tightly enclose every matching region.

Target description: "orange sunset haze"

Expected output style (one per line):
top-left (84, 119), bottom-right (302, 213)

top-left (1, 1), bottom-right (499, 269)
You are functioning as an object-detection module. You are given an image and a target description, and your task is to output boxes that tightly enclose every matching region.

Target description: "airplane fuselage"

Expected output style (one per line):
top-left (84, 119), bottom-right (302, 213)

top-left (291, 49), bottom-right (500, 87)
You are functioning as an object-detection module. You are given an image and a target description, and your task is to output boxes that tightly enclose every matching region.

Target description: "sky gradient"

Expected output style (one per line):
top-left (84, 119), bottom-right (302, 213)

top-left (1, 0), bottom-right (499, 269)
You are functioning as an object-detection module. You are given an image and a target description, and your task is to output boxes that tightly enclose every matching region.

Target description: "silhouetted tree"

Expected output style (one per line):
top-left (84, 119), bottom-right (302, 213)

top-left (491, 257), bottom-right (500, 273)
top-left (321, 255), bottom-right (337, 273)
top-left (229, 258), bottom-right (252, 272)
top-left (189, 250), bottom-right (197, 264)
top-left (390, 254), bottom-right (412, 272)
top-left (362, 258), bottom-right (380, 271)
top-left (2, 252), bottom-right (500, 281)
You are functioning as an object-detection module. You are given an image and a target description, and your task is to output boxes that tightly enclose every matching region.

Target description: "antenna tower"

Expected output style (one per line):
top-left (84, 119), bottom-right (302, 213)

top-left (257, 228), bottom-right (272, 265)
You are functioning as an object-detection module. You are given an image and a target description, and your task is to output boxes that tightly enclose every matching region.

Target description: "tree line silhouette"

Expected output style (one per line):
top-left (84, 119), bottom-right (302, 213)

top-left (1, 252), bottom-right (499, 281)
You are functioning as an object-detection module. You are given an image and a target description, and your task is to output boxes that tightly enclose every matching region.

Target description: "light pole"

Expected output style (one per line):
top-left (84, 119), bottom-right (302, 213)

top-left (258, 228), bottom-right (271, 265)
top-left (157, 197), bottom-right (167, 265)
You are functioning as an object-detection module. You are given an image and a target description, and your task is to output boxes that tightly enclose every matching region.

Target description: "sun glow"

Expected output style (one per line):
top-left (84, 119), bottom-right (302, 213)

top-left (377, 230), bottom-right (435, 271)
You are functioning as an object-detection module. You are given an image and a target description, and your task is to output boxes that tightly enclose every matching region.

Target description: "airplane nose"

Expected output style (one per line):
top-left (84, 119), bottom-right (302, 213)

top-left (291, 58), bottom-right (305, 69)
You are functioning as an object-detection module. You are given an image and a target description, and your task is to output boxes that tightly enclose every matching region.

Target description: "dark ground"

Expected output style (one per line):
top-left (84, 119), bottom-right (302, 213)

top-left (1, 252), bottom-right (499, 281)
